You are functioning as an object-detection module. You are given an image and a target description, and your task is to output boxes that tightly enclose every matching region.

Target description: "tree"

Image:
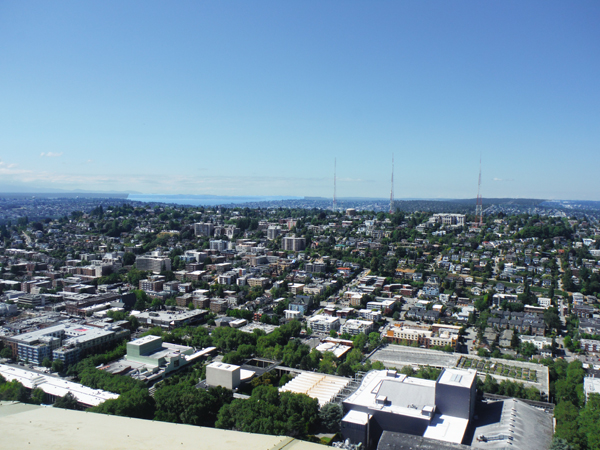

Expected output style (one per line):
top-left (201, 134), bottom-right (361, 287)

top-left (549, 437), bottom-right (573, 450)
top-left (337, 362), bottom-right (354, 377)
top-left (133, 290), bottom-right (148, 311)
top-left (519, 342), bottom-right (538, 358)
top-left (474, 296), bottom-right (489, 312)
top-left (216, 386), bottom-right (318, 437)
top-left (543, 308), bottom-right (562, 331)
top-left (318, 352), bottom-right (338, 375)
top-left (42, 357), bottom-right (52, 368)
top-left (511, 332), bottom-right (520, 349)
top-left (563, 335), bottom-right (574, 352)
top-left (477, 348), bottom-right (489, 357)
top-left (54, 392), bottom-right (79, 410)
top-left (123, 252), bottom-right (136, 266)
top-left (579, 392), bottom-right (600, 449)
top-left (0, 377), bottom-right (30, 402)
top-left (319, 402), bottom-right (343, 432)
top-left (30, 388), bottom-right (45, 405)
top-left (0, 347), bottom-right (13, 359)
top-left (554, 401), bottom-right (582, 447)
top-left (368, 332), bottom-right (382, 352)
top-left (92, 388), bottom-right (156, 420)
top-left (52, 359), bottom-right (64, 373)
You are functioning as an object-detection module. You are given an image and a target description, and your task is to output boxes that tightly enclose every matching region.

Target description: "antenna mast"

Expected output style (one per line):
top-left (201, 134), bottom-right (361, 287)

top-left (389, 154), bottom-right (394, 214)
top-left (476, 156), bottom-right (483, 226)
top-left (333, 158), bottom-right (337, 212)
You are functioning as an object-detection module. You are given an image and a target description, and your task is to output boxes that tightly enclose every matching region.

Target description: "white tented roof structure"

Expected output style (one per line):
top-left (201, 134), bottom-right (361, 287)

top-left (279, 372), bottom-right (350, 407)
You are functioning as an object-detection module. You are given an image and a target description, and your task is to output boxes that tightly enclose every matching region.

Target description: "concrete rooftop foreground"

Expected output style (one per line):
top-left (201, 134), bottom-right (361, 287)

top-left (0, 401), bottom-right (324, 450)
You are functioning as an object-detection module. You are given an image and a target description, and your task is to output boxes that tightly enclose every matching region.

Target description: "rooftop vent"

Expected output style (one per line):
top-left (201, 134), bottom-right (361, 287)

top-left (449, 373), bottom-right (463, 383)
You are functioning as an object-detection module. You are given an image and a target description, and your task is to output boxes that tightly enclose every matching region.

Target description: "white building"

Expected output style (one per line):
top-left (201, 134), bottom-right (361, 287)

top-left (538, 297), bottom-right (552, 308)
top-left (341, 368), bottom-right (477, 447)
top-left (429, 214), bottom-right (466, 227)
top-left (341, 319), bottom-right (375, 336)
top-left (520, 335), bottom-right (552, 350)
top-left (0, 364), bottom-right (118, 407)
top-left (206, 362), bottom-right (241, 390)
top-left (135, 255), bottom-right (171, 274)
top-left (307, 315), bottom-right (340, 333)
top-left (210, 240), bottom-right (228, 252)
top-left (285, 310), bottom-right (302, 320)
top-left (357, 309), bottom-right (382, 322)
top-left (584, 376), bottom-right (600, 401)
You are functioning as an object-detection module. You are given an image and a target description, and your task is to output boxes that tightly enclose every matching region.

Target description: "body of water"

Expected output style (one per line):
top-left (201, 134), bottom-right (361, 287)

top-left (127, 194), bottom-right (301, 206)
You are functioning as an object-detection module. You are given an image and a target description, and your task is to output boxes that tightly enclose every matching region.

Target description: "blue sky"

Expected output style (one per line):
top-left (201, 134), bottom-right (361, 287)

top-left (0, 1), bottom-right (599, 199)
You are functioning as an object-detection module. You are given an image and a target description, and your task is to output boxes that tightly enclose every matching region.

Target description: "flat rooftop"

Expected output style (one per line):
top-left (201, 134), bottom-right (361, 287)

top-left (315, 342), bottom-right (352, 359)
top-left (438, 368), bottom-right (477, 389)
top-left (584, 376), bottom-right (600, 397)
top-left (238, 323), bottom-right (278, 334)
top-left (0, 401), bottom-right (324, 450)
top-left (0, 364), bottom-right (117, 407)
top-left (342, 409), bottom-right (370, 426)
top-left (134, 310), bottom-right (206, 321)
top-left (128, 335), bottom-right (162, 347)
top-left (344, 370), bottom-right (437, 418)
top-left (423, 414), bottom-right (469, 444)
top-left (208, 362), bottom-right (240, 372)
top-left (308, 315), bottom-right (339, 323)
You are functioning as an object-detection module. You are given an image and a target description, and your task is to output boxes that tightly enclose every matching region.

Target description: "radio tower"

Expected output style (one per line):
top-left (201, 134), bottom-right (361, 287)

top-left (333, 158), bottom-right (337, 212)
top-left (389, 154), bottom-right (394, 214)
top-left (476, 156), bottom-right (483, 226)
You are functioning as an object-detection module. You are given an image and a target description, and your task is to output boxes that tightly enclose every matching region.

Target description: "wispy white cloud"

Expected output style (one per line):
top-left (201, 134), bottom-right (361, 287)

top-left (0, 160), bottom-right (17, 169)
top-left (0, 159), bottom-right (27, 175)
top-left (40, 152), bottom-right (63, 157)
top-left (0, 168), bottom-right (337, 195)
top-left (493, 177), bottom-right (514, 182)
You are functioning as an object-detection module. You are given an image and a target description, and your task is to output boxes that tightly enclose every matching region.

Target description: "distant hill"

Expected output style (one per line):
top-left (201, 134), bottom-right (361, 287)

top-left (450, 198), bottom-right (547, 207)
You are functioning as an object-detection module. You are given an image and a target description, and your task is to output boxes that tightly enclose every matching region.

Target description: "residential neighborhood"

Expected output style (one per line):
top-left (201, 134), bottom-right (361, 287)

top-left (1, 198), bottom-right (600, 449)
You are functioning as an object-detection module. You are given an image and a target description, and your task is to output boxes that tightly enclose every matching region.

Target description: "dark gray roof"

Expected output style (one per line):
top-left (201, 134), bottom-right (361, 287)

top-left (377, 431), bottom-right (470, 450)
top-left (469, 398), bottom-right (553, 450)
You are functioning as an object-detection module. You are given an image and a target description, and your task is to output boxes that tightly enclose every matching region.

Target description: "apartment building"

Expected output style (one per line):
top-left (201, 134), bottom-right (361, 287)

top-left (307, 315), bottom-right (341, 333)
top-left (386, 323), bottom-right (460, 349)
top-left (135, 255), bottom-right (171, 274)
top-left (194, 222), bottom-right (214, 237)
top-left (282, 236), bottom-right (306, 252)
